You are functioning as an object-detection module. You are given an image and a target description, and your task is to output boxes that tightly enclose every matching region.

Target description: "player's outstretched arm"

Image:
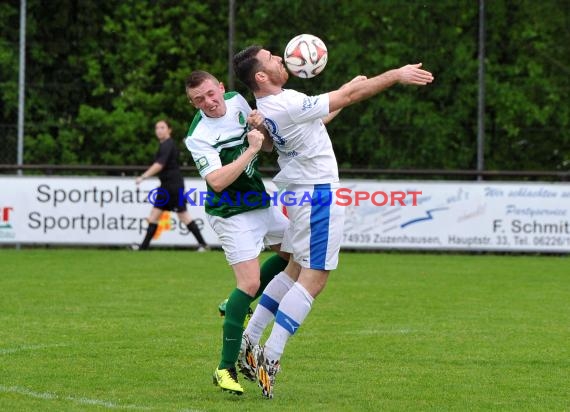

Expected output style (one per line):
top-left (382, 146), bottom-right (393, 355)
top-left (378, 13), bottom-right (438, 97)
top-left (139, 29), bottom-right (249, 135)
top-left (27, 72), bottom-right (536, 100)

top-left (328, 63), bottom-right (434, 113)
top-left (322, 75), bottom-right (367, 124)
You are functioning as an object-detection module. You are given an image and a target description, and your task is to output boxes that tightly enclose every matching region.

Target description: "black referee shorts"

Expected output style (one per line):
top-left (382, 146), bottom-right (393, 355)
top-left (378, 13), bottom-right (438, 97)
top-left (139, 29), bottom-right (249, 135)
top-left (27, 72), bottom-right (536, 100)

top-left (156, 185), bottom-right (187, 212)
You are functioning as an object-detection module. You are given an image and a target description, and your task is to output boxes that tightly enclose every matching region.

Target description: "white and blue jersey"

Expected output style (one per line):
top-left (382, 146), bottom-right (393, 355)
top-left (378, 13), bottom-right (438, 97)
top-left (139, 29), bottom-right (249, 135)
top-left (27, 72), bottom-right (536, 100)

top-left (256, 89), bottom-right (338, 185)
top-left (256, 89), bottom-right (344, 270)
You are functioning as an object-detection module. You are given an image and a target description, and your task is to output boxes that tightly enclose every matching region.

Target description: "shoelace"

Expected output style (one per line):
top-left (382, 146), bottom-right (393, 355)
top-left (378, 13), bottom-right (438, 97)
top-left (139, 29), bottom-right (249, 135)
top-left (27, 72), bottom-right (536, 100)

top-left (266, 360), bottom-right (280, 375)
top-left (228, 367), bottom-right (239, 381)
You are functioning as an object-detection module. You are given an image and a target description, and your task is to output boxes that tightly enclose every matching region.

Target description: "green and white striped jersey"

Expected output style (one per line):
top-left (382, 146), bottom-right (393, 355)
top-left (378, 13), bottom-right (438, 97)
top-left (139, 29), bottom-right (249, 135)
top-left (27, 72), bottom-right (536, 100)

top-left (185, 92), bottom-right (269, 218)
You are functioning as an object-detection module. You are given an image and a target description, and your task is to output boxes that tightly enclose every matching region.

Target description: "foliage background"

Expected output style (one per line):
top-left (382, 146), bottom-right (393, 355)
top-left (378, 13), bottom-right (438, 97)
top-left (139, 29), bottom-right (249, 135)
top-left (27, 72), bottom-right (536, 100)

top-left (0, 0), bottom-right (568, 172)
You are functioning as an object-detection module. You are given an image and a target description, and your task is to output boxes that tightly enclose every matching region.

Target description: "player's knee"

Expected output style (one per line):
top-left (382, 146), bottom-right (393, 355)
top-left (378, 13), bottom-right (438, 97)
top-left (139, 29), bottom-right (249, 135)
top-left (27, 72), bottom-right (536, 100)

top-left (276, 250), bottom-right (290, 261)
top-left (238, 277), bottom-right (260, 297)
top-left (299, 269), bottom-right (329, 298)
top-left (285, 260), bottom-right (301, 280)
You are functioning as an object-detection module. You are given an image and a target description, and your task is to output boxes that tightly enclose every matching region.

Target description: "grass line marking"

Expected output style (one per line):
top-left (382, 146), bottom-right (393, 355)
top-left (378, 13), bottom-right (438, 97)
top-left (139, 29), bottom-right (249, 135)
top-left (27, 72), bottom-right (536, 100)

top-left (0, 343), bottom-right (70, 355)
top-left (0, 385), bottom-right (154, 410)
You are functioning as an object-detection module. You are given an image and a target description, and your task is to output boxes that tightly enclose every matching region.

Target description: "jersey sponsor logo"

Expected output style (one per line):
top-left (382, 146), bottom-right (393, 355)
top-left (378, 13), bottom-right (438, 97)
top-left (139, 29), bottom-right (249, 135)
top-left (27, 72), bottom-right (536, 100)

top-left (302, 97), bottom-right (319, 111)
top-left (286, 150), bottom-right (299, 157)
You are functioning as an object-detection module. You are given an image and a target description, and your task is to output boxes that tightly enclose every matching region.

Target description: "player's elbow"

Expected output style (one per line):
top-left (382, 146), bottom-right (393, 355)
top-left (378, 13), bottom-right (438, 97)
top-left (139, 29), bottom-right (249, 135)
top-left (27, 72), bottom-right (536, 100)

top-left (205, 174), bottom-right (226, 193)
top-left (208, 180), bottom-right (227, 193)
top-left (329, 91), bottom-right (355, 113)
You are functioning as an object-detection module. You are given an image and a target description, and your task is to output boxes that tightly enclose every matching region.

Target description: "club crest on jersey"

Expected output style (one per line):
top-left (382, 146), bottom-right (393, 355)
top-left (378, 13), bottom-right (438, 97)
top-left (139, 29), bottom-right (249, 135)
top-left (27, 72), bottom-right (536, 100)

top-left (238, 111), bottom-right (246, 126)
top-left (264, 118), bottom-right (286, 146)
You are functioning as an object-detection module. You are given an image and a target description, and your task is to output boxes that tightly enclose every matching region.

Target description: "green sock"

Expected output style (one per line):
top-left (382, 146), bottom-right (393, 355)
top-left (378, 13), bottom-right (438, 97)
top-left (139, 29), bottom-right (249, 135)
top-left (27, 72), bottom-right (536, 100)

top-left (219, 288), bottom-right (254, 369)
top-left (255, 254), bottom-right (289, 299)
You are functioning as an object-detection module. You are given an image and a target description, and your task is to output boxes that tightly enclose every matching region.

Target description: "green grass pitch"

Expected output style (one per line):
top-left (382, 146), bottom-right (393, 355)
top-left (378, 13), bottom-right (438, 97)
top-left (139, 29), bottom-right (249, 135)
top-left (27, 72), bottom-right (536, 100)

top-left (1, 249), bottom-right (569, 411)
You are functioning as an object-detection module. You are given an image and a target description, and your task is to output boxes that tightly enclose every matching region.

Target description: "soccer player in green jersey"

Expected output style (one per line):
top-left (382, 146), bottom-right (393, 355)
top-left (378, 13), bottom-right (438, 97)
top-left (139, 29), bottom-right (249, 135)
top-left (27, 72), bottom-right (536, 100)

top-left (184, 71), bottom-right (299, 395)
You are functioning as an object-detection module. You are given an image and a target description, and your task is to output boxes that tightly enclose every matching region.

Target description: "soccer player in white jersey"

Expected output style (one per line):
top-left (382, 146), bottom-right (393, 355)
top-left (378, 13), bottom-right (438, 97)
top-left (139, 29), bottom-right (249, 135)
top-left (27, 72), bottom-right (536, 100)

top-left (184, 70), bottom-right (300, 395)
top-left (233, 46), bottom-right (434, 398)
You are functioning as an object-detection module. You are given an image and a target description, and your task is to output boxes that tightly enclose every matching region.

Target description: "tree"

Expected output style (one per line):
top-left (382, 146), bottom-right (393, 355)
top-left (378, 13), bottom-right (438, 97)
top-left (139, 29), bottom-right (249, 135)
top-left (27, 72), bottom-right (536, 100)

top-left (1, 0), bottom-right (567, 173)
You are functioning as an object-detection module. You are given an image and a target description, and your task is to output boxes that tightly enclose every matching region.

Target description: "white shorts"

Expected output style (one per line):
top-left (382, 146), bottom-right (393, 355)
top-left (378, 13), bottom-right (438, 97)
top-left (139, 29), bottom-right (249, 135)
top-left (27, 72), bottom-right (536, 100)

top-left (282, 183), bottom-right (345, 270)
top-left (208, 207), bottom-right (289, 265)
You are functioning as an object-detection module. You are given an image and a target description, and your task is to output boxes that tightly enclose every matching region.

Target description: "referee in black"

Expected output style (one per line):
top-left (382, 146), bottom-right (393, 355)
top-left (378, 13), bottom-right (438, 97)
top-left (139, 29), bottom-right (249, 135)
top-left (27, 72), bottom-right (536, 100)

top-left (134, 119), bottom-right (208, 251)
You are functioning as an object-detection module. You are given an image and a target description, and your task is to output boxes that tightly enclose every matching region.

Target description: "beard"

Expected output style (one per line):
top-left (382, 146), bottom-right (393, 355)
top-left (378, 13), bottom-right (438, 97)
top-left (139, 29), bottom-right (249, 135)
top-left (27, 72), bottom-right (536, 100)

top-left (268, 65), bottom-right (288, 86)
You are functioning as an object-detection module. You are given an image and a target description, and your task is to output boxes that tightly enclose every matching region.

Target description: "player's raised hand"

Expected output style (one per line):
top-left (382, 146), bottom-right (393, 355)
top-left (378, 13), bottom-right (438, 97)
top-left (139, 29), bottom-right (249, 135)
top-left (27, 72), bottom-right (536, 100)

top-left (397, 63), bottom-right (434, 85)
top-left (247, 129), bottom-right (264, 153)
top-left (247, 109), bottom-right (265, 129)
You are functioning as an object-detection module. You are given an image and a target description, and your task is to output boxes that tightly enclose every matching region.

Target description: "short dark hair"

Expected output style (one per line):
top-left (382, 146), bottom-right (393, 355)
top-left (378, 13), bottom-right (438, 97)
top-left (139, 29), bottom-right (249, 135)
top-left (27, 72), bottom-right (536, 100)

top-left (156, 119), bottom-right (172, 129)
top-left (233, 45), bottom-right (263, 92)
top-left (185, 70), bottom-right (219, 90)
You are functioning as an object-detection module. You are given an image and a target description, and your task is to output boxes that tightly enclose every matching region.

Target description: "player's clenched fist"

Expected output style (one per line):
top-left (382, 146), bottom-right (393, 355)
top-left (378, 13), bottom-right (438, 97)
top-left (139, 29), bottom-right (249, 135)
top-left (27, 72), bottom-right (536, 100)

top-left (247, 109), bottom-right (265, 130)
top-left (247, 129), bottom-right (264, 152)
